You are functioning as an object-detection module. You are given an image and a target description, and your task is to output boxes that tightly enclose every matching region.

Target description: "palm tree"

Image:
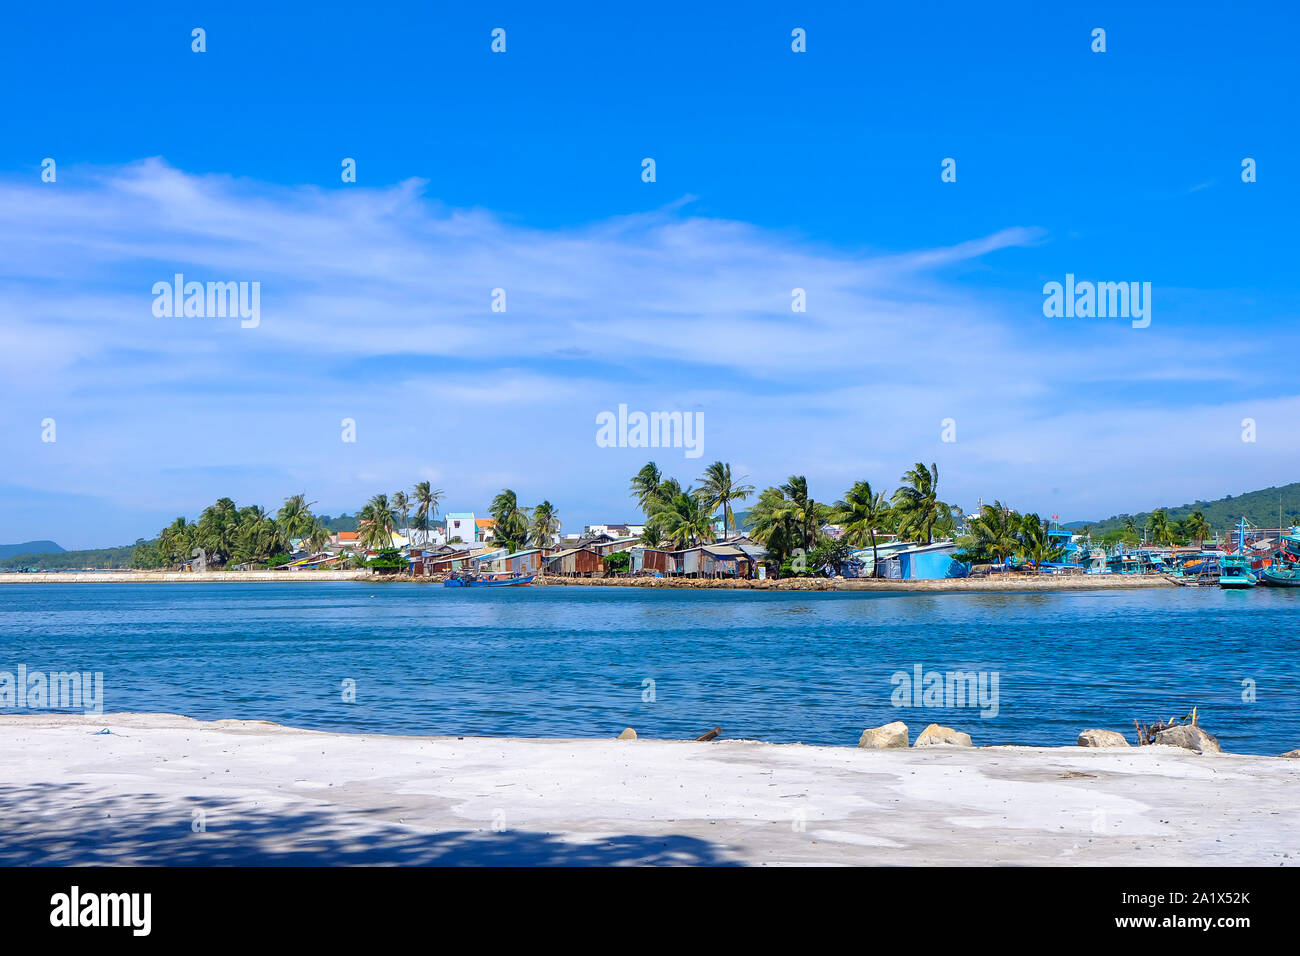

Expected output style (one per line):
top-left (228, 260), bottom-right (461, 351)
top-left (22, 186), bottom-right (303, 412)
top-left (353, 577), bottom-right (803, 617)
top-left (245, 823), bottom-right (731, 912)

top-left (892, 462), bottom-right (948, 544)
top-left (358, 494), bottom-right (396, 549)
top-left (779, 475), bottom-right (828, 551)
top-left (1146, 509), bottom-right (1173, 546)
top-left (959, 501), bottom-right (1021, 563)
top-left (630, 462), bottom-right (664, 514)
top-left (1185, 510), bottom-right (1211, 548)
top-left (391, 491), bottom-right (411, 542)
top-left (307, 521), bottom-right (331, 554)
top-left (489, 489), bottom-right (530, 551)
top-left (159, 517), bottom-right (196, 567)
top-left (746, 486), bottom-right (803, 571)
top-left (1018, 513), bottom-right (1064, 568)
top-left (652, 488), bottom-right (715, 549)
top-left (412, 481), bottom-right (444, 546)
top-left (196, 497), bottom-right (240, 565)
top-left (639, 523), bottom-right (665, 549)
top-left (276, 494), bottom-right (318, 546)
top-left (832, 481), bottom-right (891, 576)
top-left (529, 501), bottom-right (560, 548)
top-left (233, 506), bottom-right (288, 565)
top-left (695, 461), bottom-right (755, 539)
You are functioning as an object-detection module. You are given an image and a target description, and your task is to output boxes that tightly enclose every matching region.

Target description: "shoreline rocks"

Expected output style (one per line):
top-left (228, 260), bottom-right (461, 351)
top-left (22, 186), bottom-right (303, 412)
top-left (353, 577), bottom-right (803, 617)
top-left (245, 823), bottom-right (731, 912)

top-left (1078, 729), bottom-right (1131, 748)
top-left (1152, 724), bottom-right (1221, 754)
top-left (858, 721), bottom-right (909, 749)
top-left (914, 723), bottom-right (973, 747)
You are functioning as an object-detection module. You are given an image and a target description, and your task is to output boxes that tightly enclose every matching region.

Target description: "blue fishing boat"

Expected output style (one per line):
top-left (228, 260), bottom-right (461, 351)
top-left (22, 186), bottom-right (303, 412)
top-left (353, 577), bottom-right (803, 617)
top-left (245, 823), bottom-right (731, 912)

top-left (1218, 556), bottom-right (1257, 589)
top-left (1259, 527), bottom-right (1300, 586)
top-left (443, 571), bottom-right (534, 588)
top-left (1219, 520), bottom-right (1257, 589)
top-left (1259, 565), bottom-right (1300, 587)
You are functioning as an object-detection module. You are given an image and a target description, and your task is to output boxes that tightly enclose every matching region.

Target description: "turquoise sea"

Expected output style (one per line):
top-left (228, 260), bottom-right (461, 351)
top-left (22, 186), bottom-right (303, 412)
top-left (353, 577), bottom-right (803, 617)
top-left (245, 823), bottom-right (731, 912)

top-left (1, 583), bottom-right (1296, 754)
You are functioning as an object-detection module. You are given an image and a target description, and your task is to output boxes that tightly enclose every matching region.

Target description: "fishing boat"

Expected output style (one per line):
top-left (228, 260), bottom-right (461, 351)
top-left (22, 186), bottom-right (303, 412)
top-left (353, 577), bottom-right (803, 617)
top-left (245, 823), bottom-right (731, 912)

top-left (1259, 564), bottom-right (1300, 587)
top-left (1218, 556), bottom-right (1257, 589)
top-left (443, 571), bottom-right (533, 588)
top-left (1258, 526), bottom-right (1300, 586)
top-left (1218, 519), bottom-right (1260, 588)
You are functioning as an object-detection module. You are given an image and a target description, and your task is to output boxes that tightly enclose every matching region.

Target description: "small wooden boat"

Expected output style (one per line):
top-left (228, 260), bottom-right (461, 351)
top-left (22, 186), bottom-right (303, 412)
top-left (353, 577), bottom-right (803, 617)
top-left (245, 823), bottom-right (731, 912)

top-left (444, 571), bottom-right (533, 588)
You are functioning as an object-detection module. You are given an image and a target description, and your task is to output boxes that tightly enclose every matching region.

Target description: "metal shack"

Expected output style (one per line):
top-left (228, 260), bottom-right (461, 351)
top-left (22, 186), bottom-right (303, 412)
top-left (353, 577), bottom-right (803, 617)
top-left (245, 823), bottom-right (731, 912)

top-left (544, 547), bottom-right (604, 576)
top-left (629, 546), bottom-right (670, 573)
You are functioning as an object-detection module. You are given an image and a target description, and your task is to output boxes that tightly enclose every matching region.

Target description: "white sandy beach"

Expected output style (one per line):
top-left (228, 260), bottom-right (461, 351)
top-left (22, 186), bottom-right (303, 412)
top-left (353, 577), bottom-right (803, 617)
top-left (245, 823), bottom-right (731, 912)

top-left (1, 713), bottom-right (1296, 866)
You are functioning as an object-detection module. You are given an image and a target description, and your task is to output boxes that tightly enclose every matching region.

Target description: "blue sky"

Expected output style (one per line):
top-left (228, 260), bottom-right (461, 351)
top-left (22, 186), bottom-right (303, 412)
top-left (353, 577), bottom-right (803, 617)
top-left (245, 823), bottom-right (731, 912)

top-left (2, 1), bottom-right (1299, 548)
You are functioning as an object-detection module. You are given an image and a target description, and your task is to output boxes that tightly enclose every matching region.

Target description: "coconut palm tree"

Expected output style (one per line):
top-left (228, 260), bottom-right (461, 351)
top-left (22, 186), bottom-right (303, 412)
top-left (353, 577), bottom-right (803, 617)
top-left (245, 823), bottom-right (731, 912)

top-left (891, 462), bottom-right (947, 544)
top-left (1146, 509), bottom-right (1174, 546)
top-left (358, 494), bottom-right (396, 549)
top-left (651, 488), bottom-right (715, 549)
top-left (832, 480), bottom-right (891, 576)
top-left (779, 475), bottom-right (828, 551)
top-left (411, 481), bottom-right (444, 546)
top-left (391, 491), bottom-right (411, 542)
top-left (630, 462), bottom-right (665, 514)
top-left (158, 517), bottom-right (196, 567)
top-left (307, 521), bottom-right (331, 554)
top-left (1018, 513), bottom-right (1064, 567)
top-left (489, 489), bottom-right (530, 550)
top-left (746, 486), bottom-right (803, 571)
top-left (276, 494), bottom-right (318, 546)
top-left (639, 523), bottom-right (665, 549)
top-left (232, 506), bottom-right (288, 565)
top-left (529, 501), bottom-right (560, 548)
top-left (958, 501), bottom-right (1021, 563)
top-left (196, 497), bottom-right (240, 565)
top-left (695, 461), bottom-right (755, 539)
top-left (1184, 510), bottom-right (1211, 548)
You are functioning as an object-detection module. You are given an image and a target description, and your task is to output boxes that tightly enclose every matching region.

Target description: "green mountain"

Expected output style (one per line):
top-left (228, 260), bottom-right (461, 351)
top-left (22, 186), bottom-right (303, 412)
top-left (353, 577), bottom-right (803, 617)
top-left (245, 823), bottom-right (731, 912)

top-left (1065, 482), bottom-right (1300, 538)
top-left (0, 540), bottom-right (64, 559)
top-left (0, 541), bottom-right (141, 570)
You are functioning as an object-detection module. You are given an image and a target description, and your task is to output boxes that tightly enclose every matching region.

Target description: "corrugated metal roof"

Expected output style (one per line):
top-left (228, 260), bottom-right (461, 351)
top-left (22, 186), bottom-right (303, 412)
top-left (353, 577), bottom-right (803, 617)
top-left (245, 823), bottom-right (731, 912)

top-left (702, 545), bottom-right (746, 557)
top-left (546, 547), bottom-right (600, 559)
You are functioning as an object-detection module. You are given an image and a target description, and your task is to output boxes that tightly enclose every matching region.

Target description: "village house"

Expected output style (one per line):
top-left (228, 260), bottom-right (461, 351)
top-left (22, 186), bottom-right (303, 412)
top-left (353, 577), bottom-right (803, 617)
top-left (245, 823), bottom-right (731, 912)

top-left (544, 547), bottom-right (604, 577)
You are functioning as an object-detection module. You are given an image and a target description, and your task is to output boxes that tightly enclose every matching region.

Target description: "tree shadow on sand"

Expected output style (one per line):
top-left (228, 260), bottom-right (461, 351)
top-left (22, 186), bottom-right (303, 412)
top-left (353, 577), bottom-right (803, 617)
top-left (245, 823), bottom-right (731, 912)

top-left (0, 783), bottom-right (742, 866)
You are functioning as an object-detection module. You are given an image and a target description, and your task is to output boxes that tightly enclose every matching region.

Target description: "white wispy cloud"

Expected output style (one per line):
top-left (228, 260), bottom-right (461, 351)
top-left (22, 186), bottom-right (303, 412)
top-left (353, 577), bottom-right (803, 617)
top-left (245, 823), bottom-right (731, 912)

top-left (1, 159), bottom-right (1295, 546)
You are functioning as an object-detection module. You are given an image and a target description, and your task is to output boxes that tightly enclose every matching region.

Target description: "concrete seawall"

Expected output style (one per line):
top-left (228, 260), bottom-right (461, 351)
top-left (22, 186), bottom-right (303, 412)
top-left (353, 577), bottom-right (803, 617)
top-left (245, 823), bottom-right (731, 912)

top-left (0, 570), bottom-right (374, 583)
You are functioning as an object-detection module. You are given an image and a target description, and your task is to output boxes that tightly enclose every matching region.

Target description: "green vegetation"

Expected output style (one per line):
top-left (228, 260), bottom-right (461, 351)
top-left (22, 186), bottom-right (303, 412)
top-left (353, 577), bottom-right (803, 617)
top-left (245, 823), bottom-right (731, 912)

top-left (1068, 482), bottom-right (1300, 540)
top-left (0, 540), bottom-right (65, 560)
top-left (411, 481), bottom-right (444, 547)
top-left (631, 460), bottom-right (751, 550)
top-left (630, 459), bottom-right (957, 578)
top-left (367, 548), bottom-right (407, 571)
top-left (0, 542), bottom-right (141, 571)
top-left (956, 503), bottom-right (1066, 565)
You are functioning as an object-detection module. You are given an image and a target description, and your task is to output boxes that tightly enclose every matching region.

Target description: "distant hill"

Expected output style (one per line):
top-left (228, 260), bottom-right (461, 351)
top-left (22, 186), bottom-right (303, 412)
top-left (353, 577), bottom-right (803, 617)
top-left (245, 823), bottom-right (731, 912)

top-left (0, 542), bottom-right (139, 570)
top-left (0, 540), bottom-right (64, 559)
top-left (1065, 482), bottom-right (1300, 538)
top-left (318, 514), bottom-right (358, 532)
